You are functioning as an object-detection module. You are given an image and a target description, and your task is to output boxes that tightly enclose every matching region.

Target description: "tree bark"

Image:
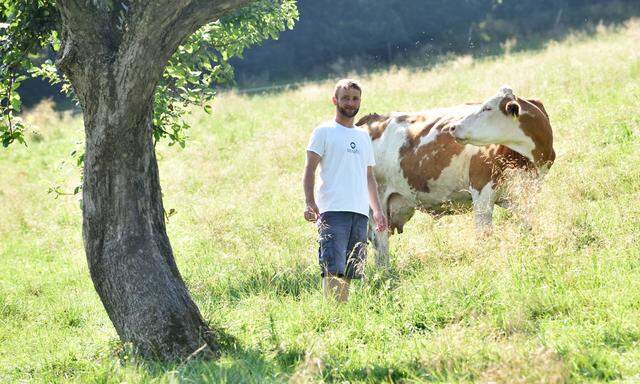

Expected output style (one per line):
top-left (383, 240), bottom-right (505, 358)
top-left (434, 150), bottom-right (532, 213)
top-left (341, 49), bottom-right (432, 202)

top-left (54, 0), bottom-right (254, 360)
top-left (83, 87), bottom-right (215, 360)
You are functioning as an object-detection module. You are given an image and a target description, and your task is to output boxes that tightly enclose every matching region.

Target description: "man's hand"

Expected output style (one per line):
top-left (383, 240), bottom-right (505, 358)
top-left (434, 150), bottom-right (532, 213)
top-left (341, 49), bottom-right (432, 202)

top-left (372, 209), bottom-right (388, 232)
top-left (304, 202), bottom-right (320, 222)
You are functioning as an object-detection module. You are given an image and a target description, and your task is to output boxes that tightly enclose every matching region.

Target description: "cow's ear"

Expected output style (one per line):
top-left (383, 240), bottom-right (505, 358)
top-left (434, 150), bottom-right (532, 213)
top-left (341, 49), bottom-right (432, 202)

top-left (506, 100), bottom-right (520, 117)
top-left (527, 99), bottom-right (549, 118)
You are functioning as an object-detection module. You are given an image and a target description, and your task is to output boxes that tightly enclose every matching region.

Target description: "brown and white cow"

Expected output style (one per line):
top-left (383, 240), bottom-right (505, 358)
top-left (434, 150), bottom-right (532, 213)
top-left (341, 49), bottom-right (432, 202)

top-left (356, 86), bottom-right (555, 265)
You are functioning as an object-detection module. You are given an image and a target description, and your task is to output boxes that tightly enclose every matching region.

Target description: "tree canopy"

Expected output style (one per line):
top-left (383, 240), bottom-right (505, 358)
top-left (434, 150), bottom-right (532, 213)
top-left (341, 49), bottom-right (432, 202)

top-left (1, 0), bottom-right (298, 148)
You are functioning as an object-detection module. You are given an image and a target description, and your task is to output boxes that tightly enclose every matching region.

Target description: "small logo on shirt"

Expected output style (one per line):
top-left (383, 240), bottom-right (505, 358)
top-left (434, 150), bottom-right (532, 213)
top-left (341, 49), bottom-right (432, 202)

top-left (347, 141), bottom-right (359, 154)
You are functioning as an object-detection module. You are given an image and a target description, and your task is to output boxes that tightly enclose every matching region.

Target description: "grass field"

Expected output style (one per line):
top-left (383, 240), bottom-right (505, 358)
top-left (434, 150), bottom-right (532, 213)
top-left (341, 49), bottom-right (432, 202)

top-left (1, 19), bottom-right (640, 383)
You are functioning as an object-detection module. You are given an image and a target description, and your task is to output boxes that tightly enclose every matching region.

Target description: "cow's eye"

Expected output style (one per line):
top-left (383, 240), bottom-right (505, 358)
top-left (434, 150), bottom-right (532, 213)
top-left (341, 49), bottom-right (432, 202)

top-left (482, 107), bottom-right (492, 112)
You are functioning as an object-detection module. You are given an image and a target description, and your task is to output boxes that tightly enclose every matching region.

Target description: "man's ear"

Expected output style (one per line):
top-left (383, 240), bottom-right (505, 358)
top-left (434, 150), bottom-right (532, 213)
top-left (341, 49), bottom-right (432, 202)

top-left (332, 96), bottom-right (337, 106)
top-left (506, 100), bottom-right (520, 117)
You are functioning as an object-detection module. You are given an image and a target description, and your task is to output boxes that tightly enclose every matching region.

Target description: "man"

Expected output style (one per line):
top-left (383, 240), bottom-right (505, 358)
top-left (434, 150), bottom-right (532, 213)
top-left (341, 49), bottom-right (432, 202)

top-left (303, 79), bottom-right (388, 302)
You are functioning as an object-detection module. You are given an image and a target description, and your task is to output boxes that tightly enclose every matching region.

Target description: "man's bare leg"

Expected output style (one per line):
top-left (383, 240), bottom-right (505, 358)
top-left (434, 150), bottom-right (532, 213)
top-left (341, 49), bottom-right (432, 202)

top-left (323, 274), bottom-right (351, 302)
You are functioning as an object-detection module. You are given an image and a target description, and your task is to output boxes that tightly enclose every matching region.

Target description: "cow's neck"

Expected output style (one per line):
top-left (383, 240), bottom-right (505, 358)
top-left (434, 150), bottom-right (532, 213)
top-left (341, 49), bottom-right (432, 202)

top-left (495, 145), bottom-right (534, 172)
top-left (503, 141), bottom-right (554, 170)
top-left (503, 143), bottom-right (534, 163)
top-left (531, 141), bottom-right (556, 170)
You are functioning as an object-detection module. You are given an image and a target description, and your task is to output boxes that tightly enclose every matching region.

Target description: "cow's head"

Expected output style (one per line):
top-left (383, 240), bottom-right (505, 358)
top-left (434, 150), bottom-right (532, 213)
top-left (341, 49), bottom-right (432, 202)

top-left (450, 86), bottom-right (554, 166)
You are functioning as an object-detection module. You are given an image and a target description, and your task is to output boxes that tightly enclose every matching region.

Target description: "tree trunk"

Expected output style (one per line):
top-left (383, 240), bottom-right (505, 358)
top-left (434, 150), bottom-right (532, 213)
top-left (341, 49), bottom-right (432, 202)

top-left (54, 0), bottom-right (256, 361)
top-left (81, 83), bottom-right (215, 360)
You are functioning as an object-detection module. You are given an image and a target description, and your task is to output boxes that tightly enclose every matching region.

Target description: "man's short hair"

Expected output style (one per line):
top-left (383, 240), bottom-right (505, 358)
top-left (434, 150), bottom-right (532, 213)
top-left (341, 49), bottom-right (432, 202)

top-left (334, 78), bottom-right (362, 98)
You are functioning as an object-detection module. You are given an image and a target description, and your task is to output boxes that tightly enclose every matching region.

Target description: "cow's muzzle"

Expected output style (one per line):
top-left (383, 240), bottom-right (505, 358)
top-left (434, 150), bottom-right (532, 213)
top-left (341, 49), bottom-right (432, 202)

top-left (445, 125), bottom-right (471, 145)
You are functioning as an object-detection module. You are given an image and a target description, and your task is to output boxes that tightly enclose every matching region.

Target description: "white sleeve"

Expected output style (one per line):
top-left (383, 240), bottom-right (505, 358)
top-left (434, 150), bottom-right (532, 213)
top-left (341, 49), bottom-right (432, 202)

top-left (306, 127), bottom-right (325, 157)
top-left (367, 135), bottom-right (376, 166)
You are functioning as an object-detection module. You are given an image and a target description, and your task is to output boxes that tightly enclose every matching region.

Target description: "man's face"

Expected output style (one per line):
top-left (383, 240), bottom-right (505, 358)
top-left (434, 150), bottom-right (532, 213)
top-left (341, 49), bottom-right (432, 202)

top-left (333, 87), bottom-right (361, 118)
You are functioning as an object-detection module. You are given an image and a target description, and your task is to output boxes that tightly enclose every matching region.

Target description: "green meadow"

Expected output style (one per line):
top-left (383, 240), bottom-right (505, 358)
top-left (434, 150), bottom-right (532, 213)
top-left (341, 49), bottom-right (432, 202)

top-left (1, 20), bottom-right (640, 383)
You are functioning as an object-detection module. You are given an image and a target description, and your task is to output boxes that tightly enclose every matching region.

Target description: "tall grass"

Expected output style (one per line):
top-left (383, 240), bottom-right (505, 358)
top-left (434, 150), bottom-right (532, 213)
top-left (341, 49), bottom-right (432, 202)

top-left (1, 20), bottom-right (639, 383)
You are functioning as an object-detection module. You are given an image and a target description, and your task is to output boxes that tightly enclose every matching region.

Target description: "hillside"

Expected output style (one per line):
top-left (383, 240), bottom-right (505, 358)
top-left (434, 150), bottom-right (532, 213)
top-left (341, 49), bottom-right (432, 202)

top-left (1, 20), bottom-right (639, 383)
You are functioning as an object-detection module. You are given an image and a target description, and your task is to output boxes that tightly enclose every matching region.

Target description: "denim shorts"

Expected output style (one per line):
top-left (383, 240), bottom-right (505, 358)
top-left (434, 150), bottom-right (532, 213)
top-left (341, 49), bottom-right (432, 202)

top-left (317, 211), bottom-right (369, 279)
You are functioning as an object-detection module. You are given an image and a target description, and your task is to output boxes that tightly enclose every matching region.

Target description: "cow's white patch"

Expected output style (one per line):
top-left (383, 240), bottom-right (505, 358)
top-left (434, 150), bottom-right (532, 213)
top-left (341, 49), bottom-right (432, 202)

top-left (417, 125), bottom-right (440, 148)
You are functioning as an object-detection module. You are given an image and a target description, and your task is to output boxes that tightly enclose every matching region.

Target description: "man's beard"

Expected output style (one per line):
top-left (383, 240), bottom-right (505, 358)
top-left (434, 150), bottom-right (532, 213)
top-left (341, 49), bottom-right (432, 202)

top-left (338, 105), bottom-right (359, 118)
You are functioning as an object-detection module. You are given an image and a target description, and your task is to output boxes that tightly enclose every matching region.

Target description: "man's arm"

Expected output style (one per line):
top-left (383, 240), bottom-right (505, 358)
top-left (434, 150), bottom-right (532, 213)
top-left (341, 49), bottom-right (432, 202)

top-left (367, 166), bottom-right (388, 232)
top-left (303, 151), bottom-right (322, 222)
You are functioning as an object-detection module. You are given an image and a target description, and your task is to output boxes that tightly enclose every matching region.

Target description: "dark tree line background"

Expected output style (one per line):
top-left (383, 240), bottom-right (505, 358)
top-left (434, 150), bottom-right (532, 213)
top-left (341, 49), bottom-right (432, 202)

top-left (231, 0), bottom-right (640, 86)
top-left (21, 0), bottom-right (640, 105)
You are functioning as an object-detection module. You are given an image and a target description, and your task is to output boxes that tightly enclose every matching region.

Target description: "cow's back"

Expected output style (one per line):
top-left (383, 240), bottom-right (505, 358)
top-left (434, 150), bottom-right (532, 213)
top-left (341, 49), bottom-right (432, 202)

top-left (357, 106), bottom-right (483, 210)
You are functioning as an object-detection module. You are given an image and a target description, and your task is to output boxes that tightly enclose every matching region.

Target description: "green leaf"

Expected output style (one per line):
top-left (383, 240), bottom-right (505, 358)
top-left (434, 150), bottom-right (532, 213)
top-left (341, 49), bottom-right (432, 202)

top-left (10, 95), bottom-right (21, 112)
top-left (150, 0), bottom-right (298, 147)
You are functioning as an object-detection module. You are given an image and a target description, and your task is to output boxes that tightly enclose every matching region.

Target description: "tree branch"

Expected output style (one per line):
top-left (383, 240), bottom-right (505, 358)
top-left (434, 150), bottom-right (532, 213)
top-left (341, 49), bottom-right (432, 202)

top-left (55, 0), bottom-right (117, 105)
top-left (56, 0), bottom-right (113, 53)
top-left (115, 0), bottom-right (256, 109)
top-left (55, 0), bottom-right (258, 126)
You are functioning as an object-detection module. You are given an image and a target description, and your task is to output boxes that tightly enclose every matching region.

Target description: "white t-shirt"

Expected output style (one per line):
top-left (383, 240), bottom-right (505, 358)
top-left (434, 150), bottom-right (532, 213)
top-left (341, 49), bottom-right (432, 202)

top-left (306, 120), bottom-right (375, 216)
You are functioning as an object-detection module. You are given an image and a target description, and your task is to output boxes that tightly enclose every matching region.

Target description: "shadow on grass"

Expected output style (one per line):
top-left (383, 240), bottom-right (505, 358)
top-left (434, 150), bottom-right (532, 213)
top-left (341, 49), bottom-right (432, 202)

top-left (322, 363), bottom-right (415, 383)
top-left (134, 332), bottom-right (433, 383)
top-left (125, 328), bottom-right (305, 383)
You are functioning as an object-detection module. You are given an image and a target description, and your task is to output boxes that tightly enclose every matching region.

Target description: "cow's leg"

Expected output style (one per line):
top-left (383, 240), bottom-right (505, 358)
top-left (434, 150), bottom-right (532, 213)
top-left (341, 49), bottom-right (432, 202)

top-left (470, 183), bottom-right (496, 234)
top-left (497, 199), bottom-right (532, 231)
top-left (371, 228), bottom-right (390, 267)
top-left (495, 170), bottom-right (541, 230)
top-left (369, 207), bottom-right (391, 268)
top-left (369, 188), bottom-right (393, 268)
